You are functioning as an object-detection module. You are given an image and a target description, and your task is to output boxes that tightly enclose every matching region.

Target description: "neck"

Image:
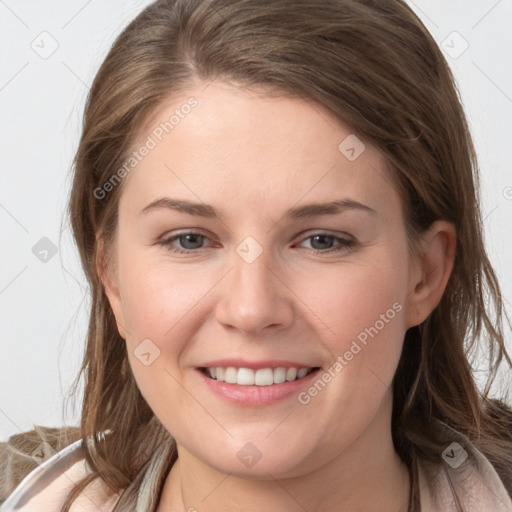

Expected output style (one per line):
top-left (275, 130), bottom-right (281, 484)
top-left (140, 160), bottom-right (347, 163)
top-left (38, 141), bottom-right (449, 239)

top-left (157, 395), bottom-right (411, 512)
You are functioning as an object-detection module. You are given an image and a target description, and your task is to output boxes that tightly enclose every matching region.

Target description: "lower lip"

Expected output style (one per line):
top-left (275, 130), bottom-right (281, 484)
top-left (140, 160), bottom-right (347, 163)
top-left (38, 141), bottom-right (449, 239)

top-left (196, 368), bottom-right (321, 406)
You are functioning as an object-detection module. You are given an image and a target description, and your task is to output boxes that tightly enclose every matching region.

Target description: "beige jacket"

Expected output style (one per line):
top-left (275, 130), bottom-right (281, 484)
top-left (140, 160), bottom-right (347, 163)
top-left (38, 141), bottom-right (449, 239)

top-left (1, 431), bottom-right (511, 511)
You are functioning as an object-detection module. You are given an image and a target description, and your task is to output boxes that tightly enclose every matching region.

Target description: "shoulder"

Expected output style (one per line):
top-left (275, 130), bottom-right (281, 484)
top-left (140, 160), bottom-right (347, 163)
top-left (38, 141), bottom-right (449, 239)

top-left (0, 428), bottom-right (120, 512)
top-left (417, 421), bottom-right (512, 512)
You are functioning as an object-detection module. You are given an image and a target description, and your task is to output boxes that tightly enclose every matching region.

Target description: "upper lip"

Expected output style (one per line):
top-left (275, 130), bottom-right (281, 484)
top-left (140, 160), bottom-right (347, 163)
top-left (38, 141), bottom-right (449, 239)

top-left (198, 359), bottom-right (321, 370)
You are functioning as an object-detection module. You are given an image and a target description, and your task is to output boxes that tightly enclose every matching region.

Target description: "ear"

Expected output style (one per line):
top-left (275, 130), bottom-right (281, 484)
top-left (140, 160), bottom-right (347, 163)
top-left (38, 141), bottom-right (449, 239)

top-left (405, 220), bottom-right (456, 329)
top-left (96, 235), bottom-right (127, 339)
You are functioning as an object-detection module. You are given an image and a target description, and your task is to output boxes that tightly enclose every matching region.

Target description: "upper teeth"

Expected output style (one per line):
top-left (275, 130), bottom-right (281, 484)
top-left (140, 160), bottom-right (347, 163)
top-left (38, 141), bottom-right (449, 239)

top-left (206, 367), bottom-right (312, 386)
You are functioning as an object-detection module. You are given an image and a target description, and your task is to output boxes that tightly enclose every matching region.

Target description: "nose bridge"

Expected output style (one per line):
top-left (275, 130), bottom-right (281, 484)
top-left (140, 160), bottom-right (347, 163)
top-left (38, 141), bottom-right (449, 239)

top-left (215, 242), bottom-right (293, 335)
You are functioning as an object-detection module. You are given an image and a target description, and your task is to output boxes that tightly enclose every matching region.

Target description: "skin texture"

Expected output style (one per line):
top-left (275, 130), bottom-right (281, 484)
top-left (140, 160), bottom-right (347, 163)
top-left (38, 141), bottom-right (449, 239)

top-left (99, 81), bottom-right (456, 512)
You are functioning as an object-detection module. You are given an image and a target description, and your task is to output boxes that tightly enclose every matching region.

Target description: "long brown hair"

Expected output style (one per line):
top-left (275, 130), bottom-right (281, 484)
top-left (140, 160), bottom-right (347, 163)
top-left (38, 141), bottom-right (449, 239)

top-left (5, 0), bottom-right (512, 510)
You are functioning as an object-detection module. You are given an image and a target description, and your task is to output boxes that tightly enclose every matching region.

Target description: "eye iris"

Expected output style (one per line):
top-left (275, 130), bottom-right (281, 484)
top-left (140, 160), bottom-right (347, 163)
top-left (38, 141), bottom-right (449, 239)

top-left (310, 234), bottom-right (333, 250)
top-left (180, 234), bottom-right (204, 250)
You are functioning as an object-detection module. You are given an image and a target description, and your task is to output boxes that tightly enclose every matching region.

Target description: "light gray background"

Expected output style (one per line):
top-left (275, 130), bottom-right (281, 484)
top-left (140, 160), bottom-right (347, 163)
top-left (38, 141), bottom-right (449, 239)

top-left (1, 0), bottom-right (511, 442)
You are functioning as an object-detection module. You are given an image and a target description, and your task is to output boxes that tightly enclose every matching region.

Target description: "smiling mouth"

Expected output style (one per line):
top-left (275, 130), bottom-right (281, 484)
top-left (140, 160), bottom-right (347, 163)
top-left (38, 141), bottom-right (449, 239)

top-left (199, 366), bottom-right (321, 386)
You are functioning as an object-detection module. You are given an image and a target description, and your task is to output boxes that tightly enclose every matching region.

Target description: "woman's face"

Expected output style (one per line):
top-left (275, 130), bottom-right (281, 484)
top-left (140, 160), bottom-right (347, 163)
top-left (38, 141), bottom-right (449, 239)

top-left (102, 81), bottom-right (424, 478)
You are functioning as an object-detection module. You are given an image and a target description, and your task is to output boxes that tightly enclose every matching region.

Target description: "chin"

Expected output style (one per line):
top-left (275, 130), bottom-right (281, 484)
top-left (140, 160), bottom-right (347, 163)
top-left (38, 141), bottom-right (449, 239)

top-left (198, 437), bottom-right (317, 479)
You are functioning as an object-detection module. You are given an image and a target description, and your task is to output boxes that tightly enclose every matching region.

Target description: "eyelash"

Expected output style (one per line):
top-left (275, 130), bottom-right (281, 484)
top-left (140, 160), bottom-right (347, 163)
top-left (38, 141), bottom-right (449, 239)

top-left (157, 231), bottom-right (355, 255)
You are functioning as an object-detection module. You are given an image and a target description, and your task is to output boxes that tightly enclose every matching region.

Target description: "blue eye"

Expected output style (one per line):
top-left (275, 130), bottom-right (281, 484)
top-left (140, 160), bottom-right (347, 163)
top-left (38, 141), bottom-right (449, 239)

top-left (298, 233), bottom-right (354, 253)
top-left (159, 233), bottom-right (210, 254)
top-left (157, 231), bottom-right (355, 255)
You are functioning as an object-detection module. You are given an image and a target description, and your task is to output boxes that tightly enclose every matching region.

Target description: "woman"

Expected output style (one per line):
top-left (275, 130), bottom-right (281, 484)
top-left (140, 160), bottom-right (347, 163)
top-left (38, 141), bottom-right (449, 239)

top-left (1, 0), bottom-right (511, 511)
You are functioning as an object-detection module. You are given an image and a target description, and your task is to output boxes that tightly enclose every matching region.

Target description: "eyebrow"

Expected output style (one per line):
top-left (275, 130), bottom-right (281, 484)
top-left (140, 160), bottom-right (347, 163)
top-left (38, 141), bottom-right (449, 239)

top-left (139, 197), bottom-right (378, 219)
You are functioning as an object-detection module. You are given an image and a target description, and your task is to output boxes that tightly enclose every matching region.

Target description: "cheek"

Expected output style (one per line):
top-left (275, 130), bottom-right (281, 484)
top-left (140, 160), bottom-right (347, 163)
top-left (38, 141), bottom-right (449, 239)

top-left (289, 259), bottom-right (408, 452)
top-left (117, 258), bottom-right (204, 424)
top-left (117, 252), bottom-right (208, 342)
top-left (293, 245), bottom-right (409, 404)
top-left (294, 249), bottom-right (408, 342)
top-left (116, 257), bottom-right (219, 411)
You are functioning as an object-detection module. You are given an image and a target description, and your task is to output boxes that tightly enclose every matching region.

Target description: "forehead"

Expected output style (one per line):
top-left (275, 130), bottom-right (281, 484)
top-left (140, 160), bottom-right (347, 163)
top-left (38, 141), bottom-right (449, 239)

top-left (120, 82), bottom-right (400, 220)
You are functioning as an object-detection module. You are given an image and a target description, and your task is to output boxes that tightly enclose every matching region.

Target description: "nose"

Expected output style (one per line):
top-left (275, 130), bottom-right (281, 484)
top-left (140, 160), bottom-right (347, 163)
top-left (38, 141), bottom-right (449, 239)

top-left (215, 249), bottom-right (294, 336)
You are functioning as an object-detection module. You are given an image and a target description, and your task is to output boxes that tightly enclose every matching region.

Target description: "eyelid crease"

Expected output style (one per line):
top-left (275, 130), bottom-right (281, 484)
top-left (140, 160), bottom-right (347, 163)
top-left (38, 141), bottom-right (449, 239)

top-left (157, 230), bottom-right (356, 256)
